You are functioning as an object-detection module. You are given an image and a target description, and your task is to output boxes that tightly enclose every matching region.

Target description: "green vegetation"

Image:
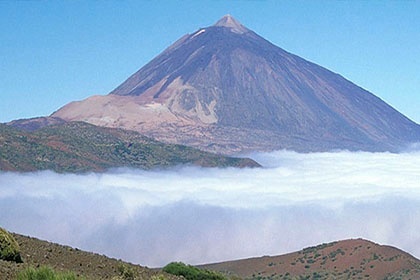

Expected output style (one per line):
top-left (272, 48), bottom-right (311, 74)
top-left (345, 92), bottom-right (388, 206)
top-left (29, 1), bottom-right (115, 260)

top-left (328, 248), bottom-right (345, 259)
top-left (163, 262), bottom-right (227, 280)
top-left (17, 266), bottom-right (83, 280)
top-left (301, 242), bottom-right (336, 254)
top-left (0, 227), bottom-right (22, 263)
top-left (116, 263), bottom-right (135, 280)
top-left (0, 122), bottom-right (259, 172)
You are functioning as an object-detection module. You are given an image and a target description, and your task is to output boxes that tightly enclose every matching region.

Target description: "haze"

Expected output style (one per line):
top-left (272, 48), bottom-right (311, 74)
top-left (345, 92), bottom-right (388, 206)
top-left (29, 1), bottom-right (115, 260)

top-left (1, 150), bottom-right (419, 267)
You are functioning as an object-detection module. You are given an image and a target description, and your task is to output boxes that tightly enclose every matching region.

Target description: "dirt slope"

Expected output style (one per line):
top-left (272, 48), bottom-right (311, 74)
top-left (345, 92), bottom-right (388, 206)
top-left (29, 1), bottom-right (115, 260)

top-left (0, 233), bottom-right (181, 279)
top-left (200, 239), bottom-right (420, 279)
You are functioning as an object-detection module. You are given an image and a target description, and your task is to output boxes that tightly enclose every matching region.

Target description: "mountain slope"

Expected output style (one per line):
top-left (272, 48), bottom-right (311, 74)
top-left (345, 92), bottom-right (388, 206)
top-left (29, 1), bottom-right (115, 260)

top-left (52, 15), bottom-right (420, 154)
top-left (0, 232), bottom-right (181, 279)
top-left (0, 122), bottom-right (259, 173)
top-left (2, 233), bottom-right (418, 280)
top-left (6, 116), bottom-right (66, 132)
top-left (200, 239), bottom-right (420, 279)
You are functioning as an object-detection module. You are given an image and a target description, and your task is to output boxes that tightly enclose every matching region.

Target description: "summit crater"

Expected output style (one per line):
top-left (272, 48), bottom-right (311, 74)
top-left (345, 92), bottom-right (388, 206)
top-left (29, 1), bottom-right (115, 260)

top-left (213, 14), bottom-right (249, 34)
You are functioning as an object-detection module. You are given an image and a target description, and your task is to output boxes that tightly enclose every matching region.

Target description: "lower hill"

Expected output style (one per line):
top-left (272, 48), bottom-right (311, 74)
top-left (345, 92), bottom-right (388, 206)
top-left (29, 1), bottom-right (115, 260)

top-left (200, 239), bottom-right (420, 280)
top-left (2, 231), bottom-right (419, 280)
top-left (0, 121), bottom-right (259, 173)
top-left (0, 232), bottom-right (181, 279)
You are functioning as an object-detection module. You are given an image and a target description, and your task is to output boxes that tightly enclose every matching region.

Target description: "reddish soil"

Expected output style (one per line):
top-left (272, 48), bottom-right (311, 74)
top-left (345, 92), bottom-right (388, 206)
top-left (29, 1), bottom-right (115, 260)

top-left (201, 239), bottom-right (420, 279)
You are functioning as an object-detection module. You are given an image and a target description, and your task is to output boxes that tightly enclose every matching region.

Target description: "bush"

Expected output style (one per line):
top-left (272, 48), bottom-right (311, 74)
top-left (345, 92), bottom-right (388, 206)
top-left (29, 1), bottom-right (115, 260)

top-left (117, 263), bottom-right (135, 280)
top-left (163, 262), bottom-right (227, 280)
top-left (0, 227), bottom-right (22, 263)
top-left (17, 266), bottom-right (82, 280)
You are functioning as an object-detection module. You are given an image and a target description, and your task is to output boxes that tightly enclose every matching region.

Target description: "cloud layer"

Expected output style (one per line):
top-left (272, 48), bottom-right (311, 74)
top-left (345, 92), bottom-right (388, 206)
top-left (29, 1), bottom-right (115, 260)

top-left (1, 151), bottom-right (419, 267)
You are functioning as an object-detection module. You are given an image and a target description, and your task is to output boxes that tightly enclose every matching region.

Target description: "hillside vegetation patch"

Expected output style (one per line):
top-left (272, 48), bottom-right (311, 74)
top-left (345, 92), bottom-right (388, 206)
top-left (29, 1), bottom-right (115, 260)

top-left (163, 262), bottom-right (227, 280)
top-left (0, 227), bottom-right (22, 263)
top-left (17, 266), bottom-right (83, 280)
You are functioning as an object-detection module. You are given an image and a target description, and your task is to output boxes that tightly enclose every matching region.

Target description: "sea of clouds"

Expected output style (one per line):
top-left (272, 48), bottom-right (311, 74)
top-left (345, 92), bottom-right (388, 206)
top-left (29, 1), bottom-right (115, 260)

top-left (0, 150), bottom-right (419, 267)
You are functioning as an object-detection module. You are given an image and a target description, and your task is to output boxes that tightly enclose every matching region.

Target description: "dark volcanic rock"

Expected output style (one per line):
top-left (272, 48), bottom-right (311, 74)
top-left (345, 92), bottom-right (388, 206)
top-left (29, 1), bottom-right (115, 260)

top-left (53, 15), bottom-right (420, 154)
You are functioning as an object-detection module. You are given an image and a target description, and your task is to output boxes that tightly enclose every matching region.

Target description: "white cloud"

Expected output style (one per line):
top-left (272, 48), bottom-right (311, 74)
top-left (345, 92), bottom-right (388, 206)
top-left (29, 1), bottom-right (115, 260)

top-left (0, 151), bottom-right (419, 267)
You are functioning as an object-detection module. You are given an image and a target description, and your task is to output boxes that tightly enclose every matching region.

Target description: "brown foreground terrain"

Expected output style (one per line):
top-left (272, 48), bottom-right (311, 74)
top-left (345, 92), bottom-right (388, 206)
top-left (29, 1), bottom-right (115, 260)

top-left (0, 233), bottom-right (181, 280)
top-left (2, 233), bottom-right (419, 280)
top-left (201, 239), bottom-right (420, 279)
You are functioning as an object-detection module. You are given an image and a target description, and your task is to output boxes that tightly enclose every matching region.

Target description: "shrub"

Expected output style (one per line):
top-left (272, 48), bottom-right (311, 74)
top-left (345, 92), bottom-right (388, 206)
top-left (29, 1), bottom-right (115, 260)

top-left (0, 227), bottom-right (22, 263)
top-left (163, 262), bottom-right (227, 280)
top-left (117, 263), bottom-right (135, 280)
top-left (17, 266), bottom-right (82, 280)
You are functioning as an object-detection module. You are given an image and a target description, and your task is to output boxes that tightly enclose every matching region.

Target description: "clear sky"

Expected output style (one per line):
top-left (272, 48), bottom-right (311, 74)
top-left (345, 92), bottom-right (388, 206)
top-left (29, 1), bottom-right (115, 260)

top-left (1, 0), bottom-right (419, 123)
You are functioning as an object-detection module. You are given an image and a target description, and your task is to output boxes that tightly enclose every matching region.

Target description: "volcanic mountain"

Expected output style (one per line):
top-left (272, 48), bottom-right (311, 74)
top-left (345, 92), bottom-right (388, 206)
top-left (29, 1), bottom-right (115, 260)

top-left (53, 15), bottom-right (420, 154)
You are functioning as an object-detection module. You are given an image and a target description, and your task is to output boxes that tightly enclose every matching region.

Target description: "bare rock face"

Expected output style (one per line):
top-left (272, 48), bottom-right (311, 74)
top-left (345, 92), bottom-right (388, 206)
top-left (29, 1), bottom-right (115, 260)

top-left (53, 15), bottom-right (420, 154)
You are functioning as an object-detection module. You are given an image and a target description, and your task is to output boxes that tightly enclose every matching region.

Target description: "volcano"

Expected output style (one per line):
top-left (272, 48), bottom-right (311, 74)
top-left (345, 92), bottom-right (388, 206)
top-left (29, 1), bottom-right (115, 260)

top-left (53, 15), bottom-right (420, 154)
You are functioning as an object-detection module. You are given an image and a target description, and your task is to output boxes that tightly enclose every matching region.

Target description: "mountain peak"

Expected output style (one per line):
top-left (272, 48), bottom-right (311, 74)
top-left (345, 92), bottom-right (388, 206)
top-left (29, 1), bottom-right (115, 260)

top-left (53, 15), bottom-right (420, 154)
top-left (213, 14), bottom-right (248, 34)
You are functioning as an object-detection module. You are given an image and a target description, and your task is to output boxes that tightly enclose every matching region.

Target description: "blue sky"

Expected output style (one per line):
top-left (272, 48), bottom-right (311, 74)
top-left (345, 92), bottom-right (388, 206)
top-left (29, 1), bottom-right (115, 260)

top-left (1, 0), bottom-right (419, 123)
